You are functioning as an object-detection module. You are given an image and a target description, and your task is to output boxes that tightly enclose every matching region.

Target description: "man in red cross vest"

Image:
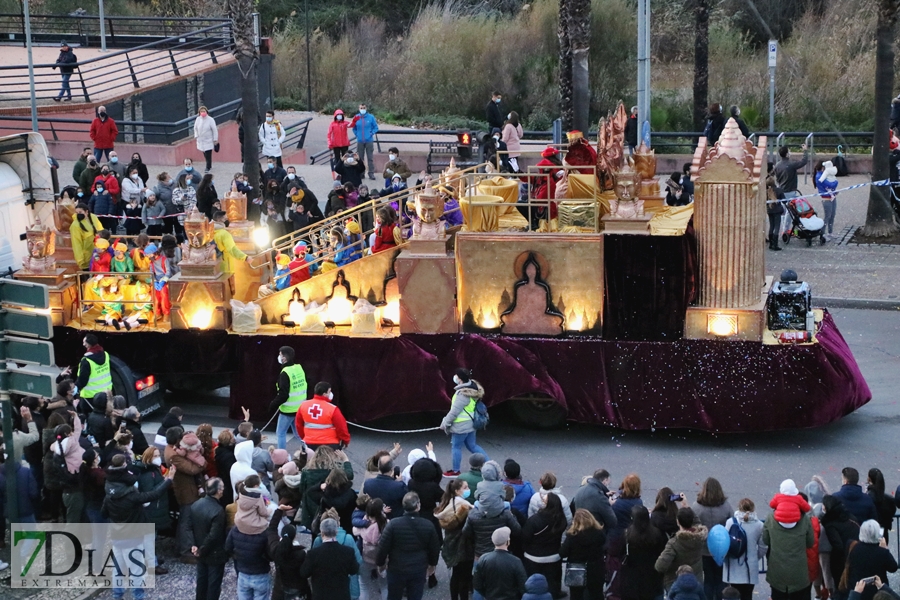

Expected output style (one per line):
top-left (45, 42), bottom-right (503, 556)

top-left (295, 381), bottom-right (351, 450)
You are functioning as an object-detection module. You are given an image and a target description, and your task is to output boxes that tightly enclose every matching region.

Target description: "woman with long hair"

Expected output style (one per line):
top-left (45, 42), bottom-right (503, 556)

top-left (560, 508), bottom-right (607, 600)
top-left (622, 505), bottom-right (667, 600)
top-left (297, 446), bottom-right (353, 529)
top-left (133, 446), bottom-right (170, 574)
top-left (651, 487), bottom-right (686, 538)
top-left (195, 423), bottom-right (218, 479)
top-left (321, 466), bottom-right (358, 533)
top-left (196, 173), bottom-right (218, 219)
top-left (355, 497), bottom-right (389, 600)
top-left (172, 172), bottom-right (197, 230)
top-left (70, 202), bottom-right (105, 270)
top-left (268, 521), bottom-right (310, 600)
top-left (867, 468), bottom-right (896, 544)
top-left (523, 492), bottom-right (568, 597)
top-left (693, 477), bottom-right (734, 600)
top-left (435, 479), bottom-right (474, 600)
top-left (502, 110), bottom-right (524, 172)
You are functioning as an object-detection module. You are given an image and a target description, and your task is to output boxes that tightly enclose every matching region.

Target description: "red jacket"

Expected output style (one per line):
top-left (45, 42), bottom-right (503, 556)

top-left (288, 257), bottom-right (310, 286)
top-left (93, 173), bottom-right (120, 197)
top-left (294, 394), bottom-right (350, 446)
top-left (372, 222), bottom-right (397, 253)
top-left (769, 493), bottom-right (811, 524)
top-left (807, 515), bottom-right (821, 583)
top-left (90, 116), bottom-right (119, 149)
top-left (327, 110), bottom-right (351, 149)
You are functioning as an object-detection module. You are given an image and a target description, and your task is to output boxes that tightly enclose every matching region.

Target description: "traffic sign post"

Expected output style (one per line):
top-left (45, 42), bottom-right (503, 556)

top-left (768, 40), bottom-right (777, 133)
top-left (1, 278), bottom-right (55, 522)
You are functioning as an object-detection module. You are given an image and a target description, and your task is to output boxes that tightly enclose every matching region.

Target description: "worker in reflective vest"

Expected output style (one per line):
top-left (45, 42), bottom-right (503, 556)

top-left (75, 333), bottom-right (113, 401)
top-left (294, 381), bottom-right (351, 450)
top-left (268, 345), bottom-right (307, 449)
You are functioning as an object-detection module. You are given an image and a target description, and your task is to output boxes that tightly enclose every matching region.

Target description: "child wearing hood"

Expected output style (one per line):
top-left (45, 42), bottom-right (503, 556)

top-left (522, 573), bottom-right (553, 600)
top-left (669, 565), bottom-right (705, 600)
top-left (770, 479), bottom-right (811, 528)
top-left (815, 160), bottom-right (839, 239)
top-left (235, 474), bottom-right (276, 536)
top-left (401, 442), bottom-right (437, 483)
top-left (174, 431), bottom-right (207, 470)
top-left (474, 460), bottom-right (511, 512)
top-left (723, 498), bottom-right (768, 600)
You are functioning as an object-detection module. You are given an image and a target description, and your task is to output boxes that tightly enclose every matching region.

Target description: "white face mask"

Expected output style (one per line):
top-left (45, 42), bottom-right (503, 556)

top-left (453, 375), bottom-right (460, 385)
top-left (507, 113), bottom-right (512, 120)
top-left (337, 115), bottom-right (344, 121)
top-left (130, 174), bottom-right (139, 180)
top-left (327, 391), bottom-right (334, 400)
top-left (287, 173), bottom-right (295, 180)
top-left (493, 136), bottom-right (500, 142)
top-left (152, 457), bottom-right (162, 466)
top-left (278, 355), bottom-right (286, 365)
top-left (389, 154), bottom-right (397, 161)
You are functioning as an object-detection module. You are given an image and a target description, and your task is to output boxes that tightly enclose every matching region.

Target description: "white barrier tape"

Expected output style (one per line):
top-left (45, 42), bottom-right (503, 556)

top-left (347, 421), bottom-right (442, 434)
top-left (765, 179), bottom-right (892, 204)
top-left (94, 212), bottom-right (186, 219)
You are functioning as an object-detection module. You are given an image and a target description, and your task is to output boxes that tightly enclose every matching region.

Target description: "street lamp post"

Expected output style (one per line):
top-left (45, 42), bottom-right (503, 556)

top-left (98, 0), bottom-right (107, 52)
top-left (23, 0), bottom-right (38, 132)
top-left (636, 0), bottom-right (651, 146)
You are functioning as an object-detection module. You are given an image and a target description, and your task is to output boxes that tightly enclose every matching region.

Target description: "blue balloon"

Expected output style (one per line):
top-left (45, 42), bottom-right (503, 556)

top-left (707, 524), bottom-right (730, 566)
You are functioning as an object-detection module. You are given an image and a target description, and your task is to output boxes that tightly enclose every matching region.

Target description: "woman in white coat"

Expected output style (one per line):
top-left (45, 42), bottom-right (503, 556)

top-left (258, 110), bottom-right (286, 167)
top-left (193, 105), bottom-right (219, 173)
top-left (723, 498), bottom-right (768, 600)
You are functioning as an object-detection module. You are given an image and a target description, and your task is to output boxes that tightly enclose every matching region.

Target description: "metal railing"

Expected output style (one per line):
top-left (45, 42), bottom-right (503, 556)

top-left (309, 135), bottom-right (358, 165)
top-left (251, 162), bottom-right (566, 287)
top-left (0, 22), bottom-right (233, 105)
top-left (0, 13), bottom-right (232, 49)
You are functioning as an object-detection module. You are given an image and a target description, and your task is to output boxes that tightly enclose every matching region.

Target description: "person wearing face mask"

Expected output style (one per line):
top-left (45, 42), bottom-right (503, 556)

top-left (436, 479), bottom-right (475, 600)
top-left (134, 446), bottom-right (172, 575)
top-left (70, 203), bottom-right (104, 269)
top-left (334, 151), bottom-right (366, 188)
top-left (263, 155), bottom-right (288, 191)
top-left (486, 91), bottom-right (505, 131)
top-left (121, 166), bottom-right (147, 203)
top-left (172, 172), bottom-right (198, 232)
top-left (153, 172), bottom-right (179, 237)
top-left (176, 158), bottom-right (201, 189)
top-left (294, 381), bottom-right (351, 451)
top-left (127, 152), bottom-right (149, 184)
top-left (267, 346), bottom-right (307, 450)
top-left (502, 111), bottom-right (524, 173)
top-left (484, 127), bottom-right (509, 172)
top-left (382, 147), bottom-right (412, 188)
top-left (351, 103), bottom-right (379, 180)
top-left (193, 105), bottom-right (220, 173)
top-left (89, 104), bottom-right (118, 162)
top-left (108, 150), bottom-right (126, 180)
top-left (439, 368), bottom-right (489, 477)
top-left (73, 146), bottom-right (92, 183)
top-left (88, 174), bottom-right (119, 232)
top-left (327, 109), bottom-right (352, 175)
top-left (259, 110), bottom-right (286, 168)
top-left (79, 156), bottom-right (102, 193)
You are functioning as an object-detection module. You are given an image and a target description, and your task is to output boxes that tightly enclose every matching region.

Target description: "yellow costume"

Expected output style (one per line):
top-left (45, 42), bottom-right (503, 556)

top-left (69, 213), bottom-right (104, 270)
top-left (213, 222), bottom-right (247, 274)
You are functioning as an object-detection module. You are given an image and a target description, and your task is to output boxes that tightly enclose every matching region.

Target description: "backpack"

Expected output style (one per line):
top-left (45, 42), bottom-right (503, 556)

top-left (833, 146), bottom-right (849, 177)
top-left (726, 517), bottom-right (748, 562)
top-left (466, 399), bottom-right (490, 430)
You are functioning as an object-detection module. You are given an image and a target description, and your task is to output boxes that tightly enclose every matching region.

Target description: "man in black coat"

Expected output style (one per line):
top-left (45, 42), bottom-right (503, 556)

top-left (102, 454), bottom-right (174, 524)
top-left (300, 517), bottom-right (359, 600)
top-left (473, 526), bottom-right (527, 600)
top-left (571, 468), bottom-right (617, 531)
top-left (625, 106), bottom-right (639, 153)
top-left (52, 41), bottom-right (77, 102)
top-left (376, 492), bottom-right (440, 600)
top-left (188, 478), bottom-right (228, 600)
top-left (485, 91), bottom-right (505, 131)
top-left (362, 456), bottom-right (408, 519)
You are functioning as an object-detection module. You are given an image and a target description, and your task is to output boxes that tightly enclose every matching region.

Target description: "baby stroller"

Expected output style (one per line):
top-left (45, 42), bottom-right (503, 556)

top-left (782, 196), bottom-right (826, 246)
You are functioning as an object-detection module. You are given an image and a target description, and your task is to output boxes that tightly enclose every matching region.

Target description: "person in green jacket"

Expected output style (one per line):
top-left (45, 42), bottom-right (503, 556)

top-left (762, 511), bottom-right (814, 600)
top-left (70, 202), bottom-right (105, 269)
top-left (72, 147), bottom-right (91, 184)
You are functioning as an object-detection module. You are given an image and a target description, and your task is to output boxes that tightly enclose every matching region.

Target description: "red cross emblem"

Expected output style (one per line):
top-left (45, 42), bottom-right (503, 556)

top-left (307, 403), bottom-right (322, 419)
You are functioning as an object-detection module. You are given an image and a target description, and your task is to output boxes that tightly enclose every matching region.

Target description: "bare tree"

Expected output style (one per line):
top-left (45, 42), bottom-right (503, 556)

top-left (862, 0), bottom-right (900, 237)
top-left (227, 0), bottom-right (261, 221)
top-left (691, 0), bottom-right (710, 134)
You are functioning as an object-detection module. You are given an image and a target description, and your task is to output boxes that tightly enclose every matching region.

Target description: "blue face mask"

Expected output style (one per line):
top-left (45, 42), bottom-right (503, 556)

top-left (77, 192), bottom-right (84, 198)
top-left (110, 157), bottom-right (118, 163)
top-left (462, 488), bottom-right (471, 499)
top-left (185, 166), bottom-right (193, 172)
top-left (96, 187), bottom-right (104, 193)
top-left (360, 109), bottom-right (367, 115)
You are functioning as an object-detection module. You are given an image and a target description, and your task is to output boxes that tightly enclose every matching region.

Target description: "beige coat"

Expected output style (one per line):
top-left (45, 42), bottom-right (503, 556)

top-left (502, 123), bottom-right (524, 157)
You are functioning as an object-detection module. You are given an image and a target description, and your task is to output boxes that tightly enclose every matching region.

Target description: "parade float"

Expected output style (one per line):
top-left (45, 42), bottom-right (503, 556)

top-left (5, 123), bottom-right (870, 432)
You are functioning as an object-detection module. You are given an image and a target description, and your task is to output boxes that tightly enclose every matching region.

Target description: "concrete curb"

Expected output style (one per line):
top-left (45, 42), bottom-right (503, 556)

top-left (817, 297), bottom-right (900, 311)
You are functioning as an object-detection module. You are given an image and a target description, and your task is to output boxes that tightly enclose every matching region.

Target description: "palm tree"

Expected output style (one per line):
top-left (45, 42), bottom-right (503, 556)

top-left (558, 0), bottom-right (573, 130)
top-left (862, 0), bottom-right (900, 237)
top-left (227, 0), bottom-right (261, 220)
top-left (691, 0), bottom-right (710, 134)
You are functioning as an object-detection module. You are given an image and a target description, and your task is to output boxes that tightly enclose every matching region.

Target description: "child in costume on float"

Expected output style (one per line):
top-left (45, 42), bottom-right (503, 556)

top-left (124, 279), bottom-right (154, 329)
top-left (91, 276), bottom-right (129, 330)
top-left (288, 241), bottom-right (311, 285)
top-left (131, 232), bottom-right (152, 272)
top-left (110, 241), bottom-right (134, 277)
top-left (145, 243), bottom-right (171, 318)
top-left (89, 238), bottom-right (112, 273)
